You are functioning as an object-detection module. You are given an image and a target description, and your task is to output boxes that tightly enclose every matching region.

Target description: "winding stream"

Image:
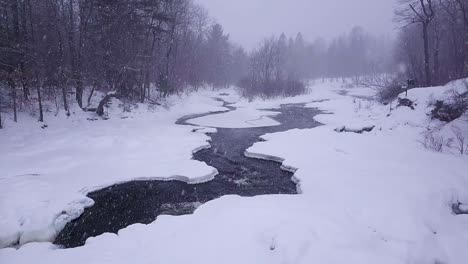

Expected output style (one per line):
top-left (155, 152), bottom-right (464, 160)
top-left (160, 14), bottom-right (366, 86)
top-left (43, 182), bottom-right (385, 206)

top-left (54, 98), bottom-right (321, 248)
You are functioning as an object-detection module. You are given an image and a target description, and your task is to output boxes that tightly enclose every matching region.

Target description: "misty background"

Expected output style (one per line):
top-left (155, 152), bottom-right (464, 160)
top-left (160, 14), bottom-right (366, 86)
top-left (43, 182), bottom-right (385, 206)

top-left (197, 0), bottom-right (396, 50)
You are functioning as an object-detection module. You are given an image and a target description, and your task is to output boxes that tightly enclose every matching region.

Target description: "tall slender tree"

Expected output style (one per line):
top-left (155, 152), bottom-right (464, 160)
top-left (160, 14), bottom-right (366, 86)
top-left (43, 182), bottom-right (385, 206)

top-left (396, 0), bottom-right (436, 86)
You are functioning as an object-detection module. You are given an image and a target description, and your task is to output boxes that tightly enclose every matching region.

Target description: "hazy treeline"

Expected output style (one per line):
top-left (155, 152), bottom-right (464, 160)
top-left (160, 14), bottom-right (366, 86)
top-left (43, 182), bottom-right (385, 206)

top-left (250, 28), bottom-right (393, 80)
top-left (2, 0), bottom-right (468, 127)
top-left (308, 27), bottom-right (394, 79)
top-left (239, 28), bottom-right (393, 98)
top-left (395, 0), bottom-right (468, 86)
top-left (239, 34), bottom-right (307, 98)
top-left (0, 0), bottom-right (395, 122)
top-left (0, 0), bottom-right (245, 124)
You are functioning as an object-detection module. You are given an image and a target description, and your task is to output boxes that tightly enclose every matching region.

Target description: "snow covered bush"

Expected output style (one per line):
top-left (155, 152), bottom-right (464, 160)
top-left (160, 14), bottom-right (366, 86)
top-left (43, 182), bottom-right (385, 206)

top-left (352, 73), bottom-right (402, 104)
top-left (397, 97), bottom-right (415, 110)
top-left (376, 81), bottom-right (403, 104)
top-left (430, 90), bottom-right (467, 122)
top-left (239, 77), bottom-right (306, 99)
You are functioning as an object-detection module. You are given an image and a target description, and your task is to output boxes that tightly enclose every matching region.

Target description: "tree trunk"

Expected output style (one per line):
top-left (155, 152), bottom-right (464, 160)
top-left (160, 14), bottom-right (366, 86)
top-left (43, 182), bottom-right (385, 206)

top-left (62, 83), bottom-right (69, 114)
top-left (0, 88), bottom-right (3, 128)
top-left (19, 1), bottom-right (29, 101)
top-left (423, 23), bottom-right (432, 86)
top-left (162, 20), bottom-right (177, 97)
top-left (86, 81), bottom-right (96, 107)
top-left (76, 80), bottom-right (84, 108)
top-left (434, 47), bottom-right (440, 84)
top-left (54, 0), bottom-right (68, 113)
top-left (68, 0), bottom-right (84, 109)
top-left (37, 82), bottom-right (44, 122)
top-left (11, 0), bottom-right (20, 39)
top-left (10, 0), bottom-right (20, 121)
top-left (13, 85), bottom-right (17, 123)
top-left (76, 0), bottom-right (92, 110)
top-left (96, 93), bottom-right (116, 117)
top-left (145, 71), bottom-right (150, 99)
top-left (8, 77), bottom-right (17, 122)
top-left (433, 28), bottom-right (441, 85)
top-left (140, 81), bottom-right (145, 103)
top-left (20, 62), bottom-right (29, 100)
top-left (456, 0), bottom-right (468, 75)
top-left (465, 30), bottom-right (468, 76)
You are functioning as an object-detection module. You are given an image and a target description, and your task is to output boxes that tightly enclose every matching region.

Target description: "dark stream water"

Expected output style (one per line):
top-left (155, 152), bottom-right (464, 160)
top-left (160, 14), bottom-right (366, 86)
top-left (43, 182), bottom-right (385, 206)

top-left (54, 98), bottom-right (321, 248)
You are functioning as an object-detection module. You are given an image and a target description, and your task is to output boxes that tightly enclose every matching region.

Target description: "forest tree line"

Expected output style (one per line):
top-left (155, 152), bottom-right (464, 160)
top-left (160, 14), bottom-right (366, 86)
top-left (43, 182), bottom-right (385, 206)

top-left (1, 0), bottom-right (468, 127)
top-left (0, 0), bottom-right (245, 125)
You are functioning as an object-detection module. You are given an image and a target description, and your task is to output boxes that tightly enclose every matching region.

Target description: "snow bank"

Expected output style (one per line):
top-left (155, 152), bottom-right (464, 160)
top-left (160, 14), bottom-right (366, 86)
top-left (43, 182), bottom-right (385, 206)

top-left (244, 80), bottom-right (468, 263)
top-left (188, 107), bottom-right (281, 128)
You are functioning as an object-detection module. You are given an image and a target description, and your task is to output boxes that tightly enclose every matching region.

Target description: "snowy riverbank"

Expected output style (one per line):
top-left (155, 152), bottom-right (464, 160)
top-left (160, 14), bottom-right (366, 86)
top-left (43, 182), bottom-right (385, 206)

top-left (1, 80), bottom-right (468, 264)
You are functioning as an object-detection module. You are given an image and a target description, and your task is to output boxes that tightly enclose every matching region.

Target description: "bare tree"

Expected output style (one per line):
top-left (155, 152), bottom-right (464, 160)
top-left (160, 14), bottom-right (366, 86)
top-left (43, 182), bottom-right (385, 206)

top-left (396, 0), bottom-right (436, 86)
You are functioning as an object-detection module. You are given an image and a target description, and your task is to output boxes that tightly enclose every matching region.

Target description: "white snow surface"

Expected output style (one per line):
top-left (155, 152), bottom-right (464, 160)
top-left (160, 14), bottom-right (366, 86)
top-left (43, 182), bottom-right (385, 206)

top-left (187, 107), bottom-right (280, 128)
top-left (1, 79), bottom-right (468, 264)
top-left (187, 92), bottom-right (281, 128)
top-left (0, 90), bottom-right (229, 248)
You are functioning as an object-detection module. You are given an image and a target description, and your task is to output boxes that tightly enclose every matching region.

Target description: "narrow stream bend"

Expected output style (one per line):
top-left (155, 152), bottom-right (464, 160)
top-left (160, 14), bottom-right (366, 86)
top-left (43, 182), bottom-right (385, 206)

top-left (54, 98), bottom-right (321, 248)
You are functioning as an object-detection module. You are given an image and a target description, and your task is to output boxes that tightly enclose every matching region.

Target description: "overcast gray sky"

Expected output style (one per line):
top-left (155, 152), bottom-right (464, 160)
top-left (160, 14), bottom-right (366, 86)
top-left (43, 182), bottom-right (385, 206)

top-left (196, 0), bottom-right (397, 50)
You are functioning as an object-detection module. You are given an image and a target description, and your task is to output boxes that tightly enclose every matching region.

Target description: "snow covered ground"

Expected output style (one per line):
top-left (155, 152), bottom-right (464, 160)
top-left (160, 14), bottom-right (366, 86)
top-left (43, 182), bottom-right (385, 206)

top-left (187, 107), bottom-right (280, 128)
top-left (1, 80), bottom-right (468, 264)
top-left (0, 90), bottom-right (230, 248)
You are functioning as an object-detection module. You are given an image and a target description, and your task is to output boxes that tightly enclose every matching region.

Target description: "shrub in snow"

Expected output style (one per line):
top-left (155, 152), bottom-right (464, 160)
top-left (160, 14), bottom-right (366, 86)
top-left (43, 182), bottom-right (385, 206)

top-left (239, 78), bottom-right (306, 99)
top-left (355, 74), bottom-right (402, 104)
top-left (376, 81), bottom-right (403, 104)
top-left (397, 97), bottom-right (415, 110)
top-left (430, 90), bottom-right (467, 122)
top-left (420, 132), bottom-right (451, 153)
top-left (430, 100), bottom-right (466, 122)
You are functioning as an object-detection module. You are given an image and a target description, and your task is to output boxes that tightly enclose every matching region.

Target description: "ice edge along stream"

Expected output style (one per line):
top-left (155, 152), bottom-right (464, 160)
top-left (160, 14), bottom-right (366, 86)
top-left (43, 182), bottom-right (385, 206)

top-left (54, 97), bottom-right (322, 248)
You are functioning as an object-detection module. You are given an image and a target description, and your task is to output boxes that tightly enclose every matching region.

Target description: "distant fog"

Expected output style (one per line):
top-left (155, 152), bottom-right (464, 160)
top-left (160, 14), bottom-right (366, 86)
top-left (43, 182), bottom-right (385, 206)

top-left (196, 0), bottom-right (396, 49)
